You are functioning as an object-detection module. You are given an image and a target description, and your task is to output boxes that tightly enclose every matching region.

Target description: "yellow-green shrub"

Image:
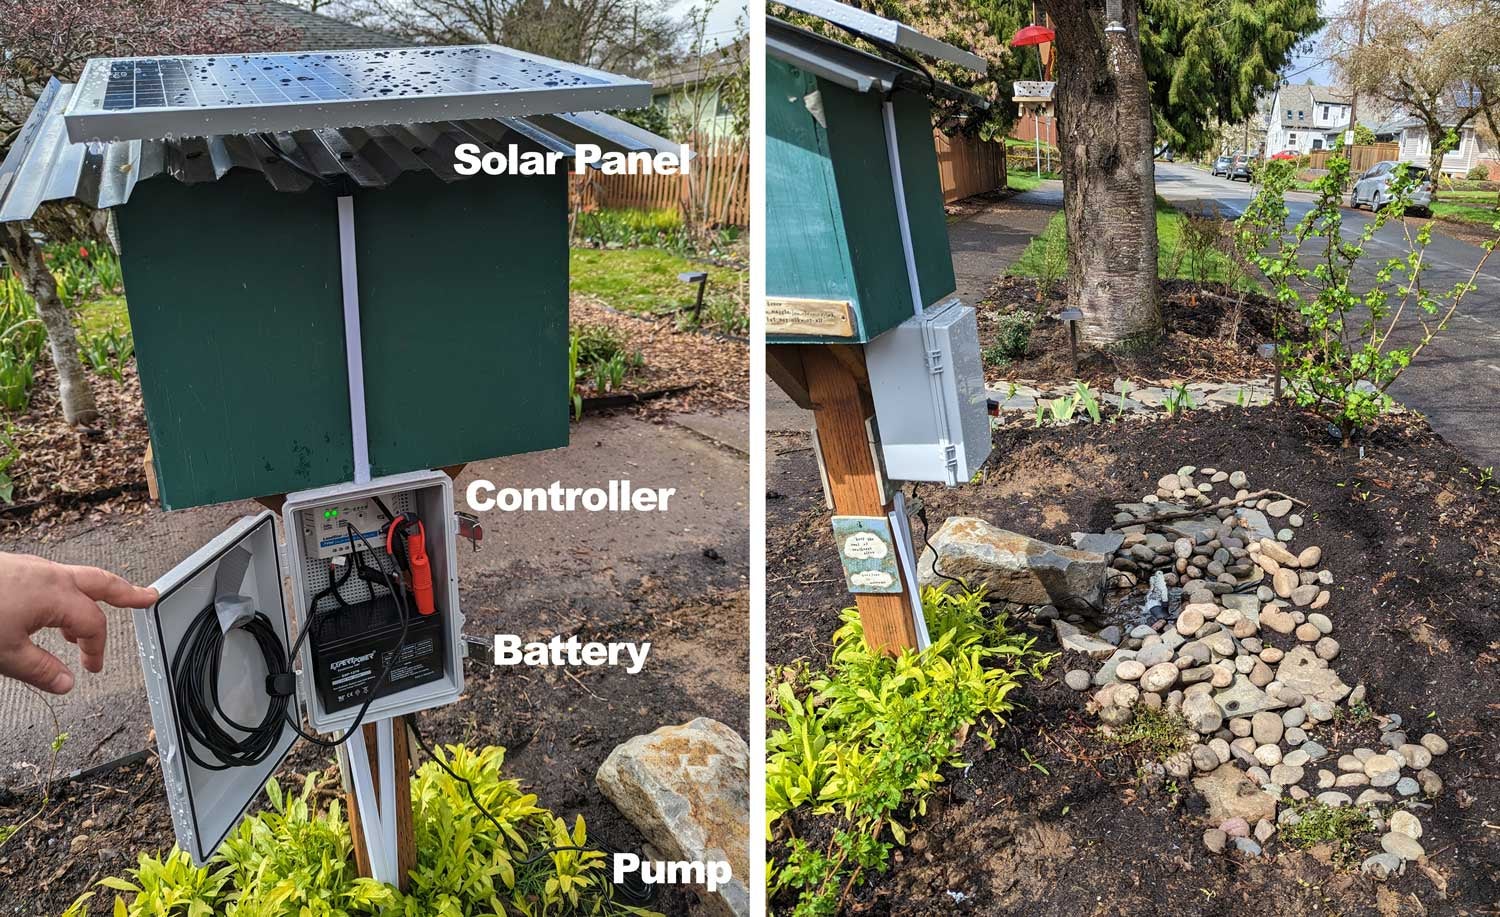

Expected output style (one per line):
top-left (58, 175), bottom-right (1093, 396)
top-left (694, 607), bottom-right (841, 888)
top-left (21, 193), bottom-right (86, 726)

top-left (62, 745), bottom-right (658, 917)
top-left (766, 587), bottom-right (1052, 914)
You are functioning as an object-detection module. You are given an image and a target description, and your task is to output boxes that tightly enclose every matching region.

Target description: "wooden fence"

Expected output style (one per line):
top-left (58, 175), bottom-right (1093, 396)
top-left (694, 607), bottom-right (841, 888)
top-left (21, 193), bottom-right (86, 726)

top-left (1305, 143), bottom-right (1400, 174)
top-left (570, 139), bottom-right (749, 227)
top-left (570, 131), bottom-right (1005, 223)
top-left (933, 130), bottom-right (1009, 202)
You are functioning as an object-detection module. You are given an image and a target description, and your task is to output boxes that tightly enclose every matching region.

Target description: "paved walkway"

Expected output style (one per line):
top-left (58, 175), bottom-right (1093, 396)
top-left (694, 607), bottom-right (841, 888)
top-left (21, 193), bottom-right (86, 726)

top-left (0, 410), bottom-right (749, 783)
top-left (947, 184), bottom-right (1063, 306)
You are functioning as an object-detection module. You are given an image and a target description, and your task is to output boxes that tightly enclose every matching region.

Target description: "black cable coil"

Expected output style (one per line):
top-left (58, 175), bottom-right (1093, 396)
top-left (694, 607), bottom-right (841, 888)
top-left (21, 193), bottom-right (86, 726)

top-left (171, 604), bottom-right (293, 771)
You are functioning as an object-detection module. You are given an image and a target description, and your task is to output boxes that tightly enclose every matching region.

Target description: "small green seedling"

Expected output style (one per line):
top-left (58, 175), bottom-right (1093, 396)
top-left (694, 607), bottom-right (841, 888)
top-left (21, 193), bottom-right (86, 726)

top-left (1164, 383), bottom-right (1195, 417)
top-left (1074, 381), bottom-right (1101, 423)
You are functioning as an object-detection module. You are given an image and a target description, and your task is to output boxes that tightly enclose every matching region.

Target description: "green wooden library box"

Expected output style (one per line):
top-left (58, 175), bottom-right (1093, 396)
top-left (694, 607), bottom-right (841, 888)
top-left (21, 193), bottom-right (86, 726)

top-left (0, 48), bottom-right (672, 510)
top-left (766, 18), bottom-right (981, 345)
top-left (115, 167), bottom-right (570, 509)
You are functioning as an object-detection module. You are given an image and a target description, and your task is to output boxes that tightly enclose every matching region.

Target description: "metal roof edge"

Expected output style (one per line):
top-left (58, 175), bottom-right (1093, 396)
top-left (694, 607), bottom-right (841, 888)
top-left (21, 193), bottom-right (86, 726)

top-left (776, 0), bottom-right (986, 73)
top-left (768, 19), bottom-right (988, 109)
top-left (0, 79), bottom-right (67, 222)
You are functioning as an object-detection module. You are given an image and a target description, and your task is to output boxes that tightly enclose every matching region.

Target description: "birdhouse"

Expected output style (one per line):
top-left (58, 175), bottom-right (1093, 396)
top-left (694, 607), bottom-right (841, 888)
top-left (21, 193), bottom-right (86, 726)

top-left (0, 45), bottom-right (672, 509)
top-left (764, 0), bottom-right (987, 344)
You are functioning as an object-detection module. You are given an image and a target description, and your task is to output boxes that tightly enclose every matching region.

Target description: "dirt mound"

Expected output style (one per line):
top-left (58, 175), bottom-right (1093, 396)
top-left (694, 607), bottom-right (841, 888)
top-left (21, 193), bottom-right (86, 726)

top-left (768, 405), bottom-right (1500, 914)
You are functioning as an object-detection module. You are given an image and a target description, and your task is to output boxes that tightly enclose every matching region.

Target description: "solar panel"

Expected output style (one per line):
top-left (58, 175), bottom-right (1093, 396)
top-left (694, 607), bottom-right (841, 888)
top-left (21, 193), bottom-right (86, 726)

top-left (775, 0), bottom-right (987, 74)
top-left (64, 45), bottom-right (651, 143)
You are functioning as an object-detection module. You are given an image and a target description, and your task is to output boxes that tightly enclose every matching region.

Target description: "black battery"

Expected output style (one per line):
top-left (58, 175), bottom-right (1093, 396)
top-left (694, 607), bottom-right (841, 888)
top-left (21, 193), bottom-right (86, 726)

top-left (308, 593), bottom-right (446, 713)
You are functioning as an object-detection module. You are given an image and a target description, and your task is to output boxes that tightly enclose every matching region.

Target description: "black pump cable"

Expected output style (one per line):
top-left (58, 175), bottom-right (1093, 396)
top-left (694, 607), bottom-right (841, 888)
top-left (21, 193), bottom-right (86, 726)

top-left (171, 604), bottom-right (294, 771)
top-left (911, 483), bottom-right (965, 591)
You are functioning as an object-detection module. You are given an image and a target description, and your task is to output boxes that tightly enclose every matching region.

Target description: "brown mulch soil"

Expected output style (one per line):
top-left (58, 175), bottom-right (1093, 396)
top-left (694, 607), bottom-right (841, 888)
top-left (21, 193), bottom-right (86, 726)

top-left (768, 406), bottom-right (1500, 916)
top-left (943, 188), bottom-right (1017, 222)
top-left (976, 277), bottom-right (1289, 389)
top-left (0, 564), bottom-right (748, 917)
top-left (1412, 213), bottom-right (1500, 248)
top-left (0, 363), bottom-right (152, 531)
top-left (570, 296), bottom-right (748, 416)
top-left (1, 298), bottom-right (745, 528)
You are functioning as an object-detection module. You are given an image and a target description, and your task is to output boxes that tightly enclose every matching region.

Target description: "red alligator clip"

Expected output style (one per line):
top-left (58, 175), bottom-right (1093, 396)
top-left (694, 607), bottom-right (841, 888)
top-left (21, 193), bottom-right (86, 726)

top-left (387, 514), bottom-right (437, 616)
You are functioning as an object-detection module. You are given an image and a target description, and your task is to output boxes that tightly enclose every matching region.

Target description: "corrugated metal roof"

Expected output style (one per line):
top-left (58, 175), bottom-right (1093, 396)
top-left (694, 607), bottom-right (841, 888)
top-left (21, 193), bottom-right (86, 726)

top-left (767, 18), bottom-right (987, 108)
top-left (0, 77), bottom-right (677, 222)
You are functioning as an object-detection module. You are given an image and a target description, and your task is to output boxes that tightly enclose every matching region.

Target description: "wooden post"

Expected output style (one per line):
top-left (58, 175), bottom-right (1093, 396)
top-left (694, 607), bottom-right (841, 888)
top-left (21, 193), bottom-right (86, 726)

top-left (345, 716), bottom-right (416, 890)
top-left (797, 346), bottom-right (919, 654)
top-left (342, 466), bottom-right (466, 887)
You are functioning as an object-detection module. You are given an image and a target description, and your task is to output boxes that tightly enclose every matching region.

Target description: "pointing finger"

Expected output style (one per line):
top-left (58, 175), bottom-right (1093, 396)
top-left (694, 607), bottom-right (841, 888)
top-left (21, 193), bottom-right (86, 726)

top-left (64, 564), bottom-right (157, 609)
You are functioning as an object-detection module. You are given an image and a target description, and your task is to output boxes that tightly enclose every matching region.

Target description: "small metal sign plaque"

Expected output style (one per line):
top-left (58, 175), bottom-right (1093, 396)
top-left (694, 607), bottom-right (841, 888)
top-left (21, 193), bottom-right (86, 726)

top-left (831, 515), bottom-right (903, 594)
top-left (765, 297), bottom-right (856, 338)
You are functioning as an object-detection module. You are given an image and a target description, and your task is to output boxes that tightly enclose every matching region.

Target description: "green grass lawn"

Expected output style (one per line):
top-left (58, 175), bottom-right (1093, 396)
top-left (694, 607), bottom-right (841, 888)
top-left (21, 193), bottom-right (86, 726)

top-left (1430, 189), bottom-right (1500, 227)
top-left (76, 295), bottom-right (130, 336)
top-left (1005, 136), bottom-right (1059, 153)
top-left (1429, 200), bottom-right (1500, 227)
top-left (1007, 210), bottom-right (1067, 278)
top-left (1433, 190), bottom-right (1500, 204)
top-left (1007, 170), bottom-right (1061, 192)
top-left (1009, 199), bottom-right (1253, 288)
top-left (569, 247), bottom-right (746, 330)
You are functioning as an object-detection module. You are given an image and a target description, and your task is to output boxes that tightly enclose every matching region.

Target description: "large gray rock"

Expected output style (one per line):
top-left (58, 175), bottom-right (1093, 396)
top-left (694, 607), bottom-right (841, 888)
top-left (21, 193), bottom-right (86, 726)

top-left (1072, 532), bottom-right (1126, 555)
top-left (1275, 646), bottom-right (1351, 704)
top-left (597, 718), bottom-right (749, 917)
top-left (1194, 765), bottom-right (1278, 825)
top-left (1235, 508), bottom-right (1276, 542)
top-left (1054, 621), bottom-right (1118, 658)
top-left (918, 517), bottom-right (1106, 610)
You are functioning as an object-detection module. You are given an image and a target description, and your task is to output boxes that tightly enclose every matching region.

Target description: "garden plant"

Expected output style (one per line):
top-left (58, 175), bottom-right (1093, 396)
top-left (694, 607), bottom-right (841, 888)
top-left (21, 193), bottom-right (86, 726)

top-left (766, 587), bottom-right (1051, 916)
top-left (1240, 153), bottom-right (1499, 446)
top-left (60, 745), bottom-right (659, 917)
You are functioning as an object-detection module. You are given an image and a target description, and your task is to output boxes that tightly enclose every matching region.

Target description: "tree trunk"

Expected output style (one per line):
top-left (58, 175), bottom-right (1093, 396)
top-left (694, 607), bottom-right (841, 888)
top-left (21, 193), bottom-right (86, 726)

top-left (1043, 0), bottom-right (1160, 347)
top-left (2, 225), bottom-right (98, 425)
top-left (1425, 118), bottom-right (1447, 202)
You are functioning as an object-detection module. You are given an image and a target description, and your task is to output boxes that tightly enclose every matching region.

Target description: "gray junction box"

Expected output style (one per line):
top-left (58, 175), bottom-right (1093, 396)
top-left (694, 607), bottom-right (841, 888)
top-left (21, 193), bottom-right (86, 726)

top-left (135, 470), bottom-right (464, 864)
top-left (865, 300), bottom-right (993, 486)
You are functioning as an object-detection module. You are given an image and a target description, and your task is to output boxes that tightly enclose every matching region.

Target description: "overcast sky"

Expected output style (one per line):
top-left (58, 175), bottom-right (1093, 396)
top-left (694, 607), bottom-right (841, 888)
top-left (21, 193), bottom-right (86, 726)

top-left (1281, 0), bottom-right (1346, 86)
top-left (670, 0), bottom-right (745, 50)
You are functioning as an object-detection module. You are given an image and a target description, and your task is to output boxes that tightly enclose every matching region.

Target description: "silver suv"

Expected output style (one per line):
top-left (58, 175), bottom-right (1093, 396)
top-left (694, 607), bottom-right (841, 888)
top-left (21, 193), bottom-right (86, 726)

top-left (1350, 161), bottom-right (1432, 215)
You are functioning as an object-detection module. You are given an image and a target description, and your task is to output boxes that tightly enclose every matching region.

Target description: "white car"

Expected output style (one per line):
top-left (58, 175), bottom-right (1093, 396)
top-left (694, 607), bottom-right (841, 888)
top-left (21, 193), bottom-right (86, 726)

top-left (1350, 161), bottom-right (1432, 215)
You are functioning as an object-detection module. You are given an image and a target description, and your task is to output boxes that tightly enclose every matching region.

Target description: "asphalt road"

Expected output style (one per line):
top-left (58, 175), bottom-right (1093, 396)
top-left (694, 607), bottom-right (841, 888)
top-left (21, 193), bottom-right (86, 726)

top-left (1154, 162), bottom-right (1500, 466)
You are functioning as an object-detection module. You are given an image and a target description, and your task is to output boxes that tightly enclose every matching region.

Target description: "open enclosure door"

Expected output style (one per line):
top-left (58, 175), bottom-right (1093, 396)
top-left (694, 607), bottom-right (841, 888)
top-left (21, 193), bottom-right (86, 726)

top-left (133, 511), bottom-right (297, 865)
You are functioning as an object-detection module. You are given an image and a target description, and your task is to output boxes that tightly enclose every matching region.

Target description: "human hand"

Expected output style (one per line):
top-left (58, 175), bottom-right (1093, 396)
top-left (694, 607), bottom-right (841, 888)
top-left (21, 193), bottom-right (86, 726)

top-left (0, 553), bottom-right (157, 694)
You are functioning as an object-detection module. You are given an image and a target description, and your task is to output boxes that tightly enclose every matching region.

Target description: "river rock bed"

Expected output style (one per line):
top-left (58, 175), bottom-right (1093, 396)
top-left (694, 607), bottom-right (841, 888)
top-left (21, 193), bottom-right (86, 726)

top-left (1057, 465), bottom-right (1449, 879)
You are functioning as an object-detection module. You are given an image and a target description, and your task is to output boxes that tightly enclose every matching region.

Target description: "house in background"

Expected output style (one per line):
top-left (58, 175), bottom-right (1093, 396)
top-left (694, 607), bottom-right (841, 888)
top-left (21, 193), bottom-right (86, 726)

top-left (1372, 117), bottom-right (1500, 178)
top-left (1220, 95), bottom-right (1274, 156)
top-left (1264, 84), bottom-right (1353, 154)
top-left (240, 0), bottom-right (403, 48)
top-left (649, 38), bottom-right (746, 142)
